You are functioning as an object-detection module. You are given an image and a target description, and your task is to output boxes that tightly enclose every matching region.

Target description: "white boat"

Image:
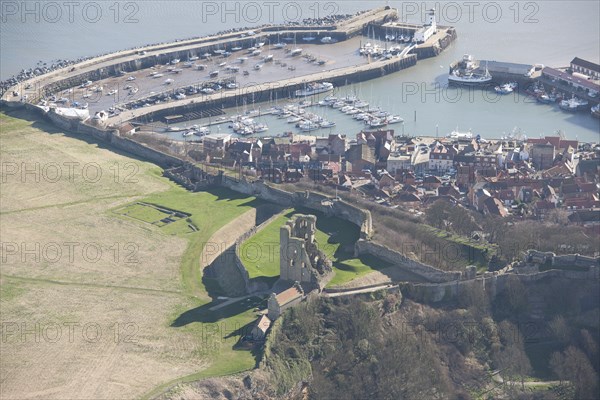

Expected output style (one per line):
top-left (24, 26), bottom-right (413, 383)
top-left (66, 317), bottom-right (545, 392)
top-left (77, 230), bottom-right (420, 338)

top-left (290, 48), bottom-right (303, 56)
top-left (164, 79), bottom-right (174, 85)
top-left (254, 64), bottom-right (262, 70)
top-left (287, 116), bottom-right (302, 123)
top-left (303, 36), bottom-right (316, 41)
top-left (298, 121), bottom-right (319, 131)
top-left (320, 121), bottom-right (335, 128)
top-left (263, 54), bottom-right (274, 62)
top-left (231, 46), bottom-right (243, 51)
top-left (107, 89), bottom-right (118, 96)
top-left (320, 37), bottom-right (334, 44)
top-left (494, 83), bottom-right (514, 95)
top-left (182, 130), bottom-right (194, 137)
top-left (273, 42), bottom-right (287, 49)
top-left (194, 126), bottom-right (210, 136)
top-left (171, 59), bottom-right (180, 64)
top-left (369, 118), bottom-right (387, 127)
top-left (226, 82), bottom-right (239, 89)
top-left (254, 123), bottom-right (268, 133)
top-left (126, 76), bottom-right (136, 81)
top-left (295, 82), bottom-right (334, 97)
top-left (387, 115), bottom-right (403, 124)
top-left (251, 49), bottom-right (262, 56)
top-left (183, 62), bottom-right (194, 68)
top-left (447, 129), bottom-right (473, 139)
top-left (218, 62), bottom-right (227, 67)
top-left (188, 56), bottom-right (199, 61)
top-left (152, 73), bottom-right (164, 78)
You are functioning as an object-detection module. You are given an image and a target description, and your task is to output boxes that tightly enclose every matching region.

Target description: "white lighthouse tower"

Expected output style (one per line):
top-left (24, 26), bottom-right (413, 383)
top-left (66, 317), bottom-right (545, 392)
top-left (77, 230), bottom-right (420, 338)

top-left (413, 8), bottom-right (437, 43)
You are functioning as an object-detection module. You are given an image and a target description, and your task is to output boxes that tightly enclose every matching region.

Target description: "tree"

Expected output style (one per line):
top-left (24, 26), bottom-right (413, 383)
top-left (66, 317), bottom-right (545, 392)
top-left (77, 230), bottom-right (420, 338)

top-left (550, 346), bottom-right (599, 399)
top-left (549, 351), bottom-right (566, 384)
top-left (549, 315), bottom-right (570, 343)
top-left (426, 200), bottom-right (452, 229)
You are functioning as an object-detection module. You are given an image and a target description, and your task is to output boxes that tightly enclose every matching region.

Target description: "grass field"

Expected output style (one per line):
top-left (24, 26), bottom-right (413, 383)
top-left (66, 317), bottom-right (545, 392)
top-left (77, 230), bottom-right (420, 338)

top-left (0, 110), bottom-right (263, 399)
top-left (239, 207), bottom-right (389, 287)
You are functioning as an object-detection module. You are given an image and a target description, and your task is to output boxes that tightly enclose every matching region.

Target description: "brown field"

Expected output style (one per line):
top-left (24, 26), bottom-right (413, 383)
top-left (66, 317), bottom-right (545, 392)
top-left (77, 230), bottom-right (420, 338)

top-left (0, 111), bottom-right (257, 399)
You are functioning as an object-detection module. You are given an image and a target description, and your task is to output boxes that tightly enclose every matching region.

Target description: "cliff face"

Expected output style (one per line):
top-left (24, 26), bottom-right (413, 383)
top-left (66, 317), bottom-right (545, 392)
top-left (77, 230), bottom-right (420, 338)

top-left (153, 276), bottom-right (600, 400)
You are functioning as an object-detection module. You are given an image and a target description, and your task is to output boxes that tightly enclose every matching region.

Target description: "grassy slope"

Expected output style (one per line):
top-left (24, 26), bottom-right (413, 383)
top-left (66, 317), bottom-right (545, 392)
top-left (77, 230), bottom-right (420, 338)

top-left (0, 111), bottom-right (262, 398)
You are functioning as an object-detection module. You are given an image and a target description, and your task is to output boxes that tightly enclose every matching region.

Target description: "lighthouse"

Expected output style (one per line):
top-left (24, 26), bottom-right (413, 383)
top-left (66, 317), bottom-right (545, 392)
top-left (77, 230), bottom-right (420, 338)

top-left (413, 8), bottom-right (437, 43)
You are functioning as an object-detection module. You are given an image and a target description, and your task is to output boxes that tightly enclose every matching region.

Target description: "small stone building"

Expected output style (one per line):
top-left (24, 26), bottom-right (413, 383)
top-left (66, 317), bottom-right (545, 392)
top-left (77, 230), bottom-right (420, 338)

top-left (250, 314), bottom-right (271, 341)
top-left (268, 282), bottom-right (304, 320)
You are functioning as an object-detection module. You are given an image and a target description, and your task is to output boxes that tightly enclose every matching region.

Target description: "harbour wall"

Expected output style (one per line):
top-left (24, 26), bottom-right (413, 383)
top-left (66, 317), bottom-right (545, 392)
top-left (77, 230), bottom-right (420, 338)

top-left (125, 54), bottom-right (418, 123)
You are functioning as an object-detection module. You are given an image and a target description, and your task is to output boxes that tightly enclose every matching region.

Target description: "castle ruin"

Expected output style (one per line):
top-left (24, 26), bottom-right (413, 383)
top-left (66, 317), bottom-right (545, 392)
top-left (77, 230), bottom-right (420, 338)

top-left (279, 214), bottom-right (333, 292)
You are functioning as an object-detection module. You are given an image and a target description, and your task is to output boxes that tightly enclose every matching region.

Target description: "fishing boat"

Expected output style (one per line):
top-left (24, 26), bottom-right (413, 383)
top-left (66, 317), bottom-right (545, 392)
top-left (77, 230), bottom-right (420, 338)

top-left (448, 55), bottom-right (492, 86)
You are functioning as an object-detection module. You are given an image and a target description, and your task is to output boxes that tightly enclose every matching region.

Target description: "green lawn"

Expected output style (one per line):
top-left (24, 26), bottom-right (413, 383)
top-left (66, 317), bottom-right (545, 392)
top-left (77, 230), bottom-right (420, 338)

top-left (327, 255), bottom-right (392, 287)
top-left (112, 180), bottom-right (267, 396)
top-left (240, 209), bottom-right (295, 279)
top-left (239, 207), bottom-right (388, 287)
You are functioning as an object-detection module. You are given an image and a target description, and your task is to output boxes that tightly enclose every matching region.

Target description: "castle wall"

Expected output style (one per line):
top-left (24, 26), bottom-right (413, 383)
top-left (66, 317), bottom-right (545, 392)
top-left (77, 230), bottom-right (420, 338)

top-left (355, 239), bottom-right (462, 283)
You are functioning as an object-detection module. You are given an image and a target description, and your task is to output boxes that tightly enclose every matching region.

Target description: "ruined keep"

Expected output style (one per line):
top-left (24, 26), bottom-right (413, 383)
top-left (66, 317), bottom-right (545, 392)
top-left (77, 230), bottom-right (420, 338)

top-left (279, 214), bottom-right (333, 291)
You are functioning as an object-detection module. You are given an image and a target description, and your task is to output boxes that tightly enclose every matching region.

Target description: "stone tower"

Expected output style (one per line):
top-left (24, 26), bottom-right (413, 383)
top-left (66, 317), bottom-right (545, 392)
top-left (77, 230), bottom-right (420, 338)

top-left (279, 214), bottom-right (332, 290)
